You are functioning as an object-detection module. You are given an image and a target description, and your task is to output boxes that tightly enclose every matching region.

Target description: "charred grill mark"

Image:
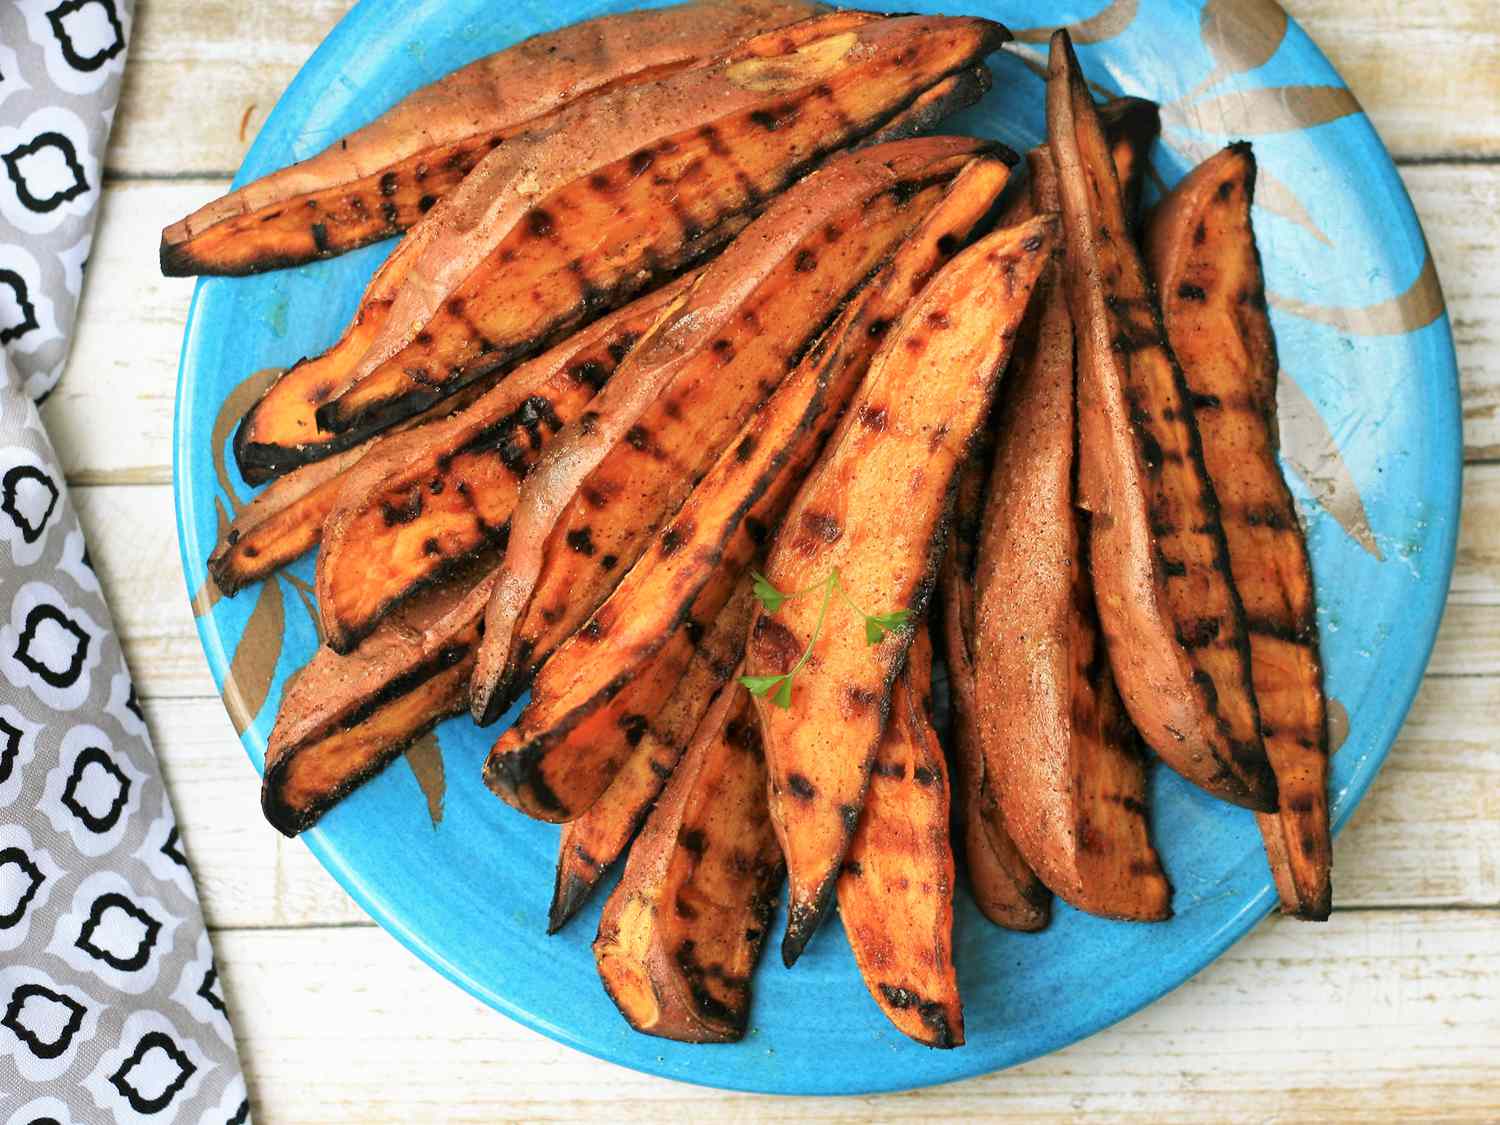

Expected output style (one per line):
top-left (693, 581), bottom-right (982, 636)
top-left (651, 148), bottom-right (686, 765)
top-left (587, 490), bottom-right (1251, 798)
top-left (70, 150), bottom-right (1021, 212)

top-left (1159, 552), bottom-right (1188, 578)
top-left (871, 759), bottom-right (904, 780)
top-left (786, 773), bottom-right (815, 800)
top-left (839, 803), bottom-right (861, 833)
top-left (660, 521), bottom-right (692, 555)
top-left (599, 552), bottom-right (618, 570)
top-left (379, 487), bottom-right (423, 526)
top-left (1177, 282), bottom-right (1208, 302)
top-left (566, 527), bottom-right (596, 557)
top-left (1176, 616), bottom-right (1223, 649)
top-left (912, 765), bottom-right (938, 786)
top-left (800, 511), bottom-right (842, 543)
top-left (877, 985), bottom-right (958, 1049)
top-left (1245, 610), bottom-right (1317, 645)
top-left (419, 194), bottom-right (438, 213)
top-left (624, 424), bottom-right (650, 451)
top-left (618, 712), bottom-right (649, 746)
top-left (677, 826), bottom-right (707, 855)
top-left (846, 685), bottom-right (878, 711)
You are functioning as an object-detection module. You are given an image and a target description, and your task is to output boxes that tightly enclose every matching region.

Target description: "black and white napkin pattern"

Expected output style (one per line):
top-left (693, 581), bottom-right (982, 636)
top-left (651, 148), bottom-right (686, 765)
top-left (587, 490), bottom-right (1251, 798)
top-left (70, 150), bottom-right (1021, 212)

top-left (1, 1), bottom-right (249, 1119)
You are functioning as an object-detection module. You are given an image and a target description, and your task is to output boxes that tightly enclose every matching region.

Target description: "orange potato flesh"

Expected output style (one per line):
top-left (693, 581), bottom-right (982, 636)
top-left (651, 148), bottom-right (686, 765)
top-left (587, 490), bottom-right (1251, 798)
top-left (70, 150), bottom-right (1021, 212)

top-left (1146, 144), bottom-right (1331, 919)
top-left (260, 567), bottom-right (487, 836)
top-left (485, 153), bottom-right (1010, 823)
top-left (744, 214), bottom-right (1058, 965)
top-left (315, 278), bottom-right (693, 652)
top-left (838, 628), bottom-right (964, 1048)
top-left (1046, 30), bottom-right (1276, 811)
top-left (549, 578), bottom-right (758, 933)
top-left (468, 137), bottom-right (996, 726)
top-left (593, 684), bottom-right (783, 1043)
top-left (162, 1), bottom-right (821, 276)
top-left (316, 13), bottom-right (1009, 438)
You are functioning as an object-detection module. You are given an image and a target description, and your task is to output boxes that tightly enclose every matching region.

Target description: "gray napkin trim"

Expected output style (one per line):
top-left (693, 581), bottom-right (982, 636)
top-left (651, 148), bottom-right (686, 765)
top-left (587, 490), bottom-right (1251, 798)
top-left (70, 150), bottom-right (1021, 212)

top-left (1, 1), bottom-right (248, 1120)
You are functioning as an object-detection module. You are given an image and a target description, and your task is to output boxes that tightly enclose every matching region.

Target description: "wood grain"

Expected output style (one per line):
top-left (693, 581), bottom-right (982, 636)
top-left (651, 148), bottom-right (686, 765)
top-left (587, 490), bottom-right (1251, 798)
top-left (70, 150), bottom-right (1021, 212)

top-left (218, 911), bottom-right (1500, 1122)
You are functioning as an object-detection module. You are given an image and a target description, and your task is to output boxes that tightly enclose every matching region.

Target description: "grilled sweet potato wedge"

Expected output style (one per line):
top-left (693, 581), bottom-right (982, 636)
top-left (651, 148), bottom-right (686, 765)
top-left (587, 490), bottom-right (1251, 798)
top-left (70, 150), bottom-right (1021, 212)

top-left (1146, 144), bottom-right (1331, 919)
top-left (1046, 31), bottom-right (1276, 811)
top-left (470, 137), bottom-right (996, 725)
top-left (315, 277), bottom-right (693, 652)
top-left (593, 683), bottom-right (783, 1043)
top-left (936, 109), bottom-right (1156, 933)
top-left (161, 0), bottom-right (821, 276)
top-left (1097, 95), bottom-right (1160, 229)
top-left (209, 366), bottom-right (503, 593)
top-left (314, 13), bottom-right (1009, 439)
top-left (744, 214), bottom-right (1058, 964)
top-left (550, 578), bottom-right (758, 932)
top-left (838, 628), bottom-right (963, 1048)
top-left (209, 443), bottom-right (369, 595)
top-left (232, 231), bottom-right (431, 482)
top-left (939, 577), bottom-right (1053, 932)
top-left (971, 148), bottom-right (1172, 922)
top-left (260, 560), bottom-right (493, 835)
top-left (483, 152), bottom-right (1011, 816)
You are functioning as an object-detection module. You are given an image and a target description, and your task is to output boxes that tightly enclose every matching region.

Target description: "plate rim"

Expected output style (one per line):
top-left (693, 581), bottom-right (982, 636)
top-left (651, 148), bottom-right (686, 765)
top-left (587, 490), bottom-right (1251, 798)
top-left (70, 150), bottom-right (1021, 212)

top-left (170, 0), bottom-right (1465, 1096)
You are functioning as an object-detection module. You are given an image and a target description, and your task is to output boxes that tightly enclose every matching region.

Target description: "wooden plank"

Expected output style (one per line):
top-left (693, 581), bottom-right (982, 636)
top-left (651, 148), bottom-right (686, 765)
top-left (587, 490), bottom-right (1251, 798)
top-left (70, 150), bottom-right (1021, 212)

top-left (147, 672), bottom-right (1497, 932)
top-left (1286, 0), bottom-right (1500, 161)
top-left (107, 0), bottom-right (1500, 180)
top-left (217, 909), bottom-right (1500, 1122)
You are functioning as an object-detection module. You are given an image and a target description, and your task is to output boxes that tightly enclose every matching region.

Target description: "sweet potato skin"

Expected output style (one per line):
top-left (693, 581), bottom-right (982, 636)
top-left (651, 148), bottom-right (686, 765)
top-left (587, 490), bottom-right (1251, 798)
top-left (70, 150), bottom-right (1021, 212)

top-left (549, 579), bottom-right (757, 932)
top-left (970, 148), bottom-right (1170, 922)
top-left (1146, 144), bottom-right (1331, 919)
top-left (745, 214), bottom-right (1058, 964)
top-left (469, 137), bottom-right (996, 726)
top-left (838, 628), bottom-right (964, 1048)
top-left (314, 278), bottom-right (692, 652)
top-left (1046, 30), bottom-right (1276, 812)
top-left (161, 0), bottom-right (821, 276)
top-left (593, 684), bottom-right (783, 1043)
top-left (316, 13), bottom-right (1010, 439)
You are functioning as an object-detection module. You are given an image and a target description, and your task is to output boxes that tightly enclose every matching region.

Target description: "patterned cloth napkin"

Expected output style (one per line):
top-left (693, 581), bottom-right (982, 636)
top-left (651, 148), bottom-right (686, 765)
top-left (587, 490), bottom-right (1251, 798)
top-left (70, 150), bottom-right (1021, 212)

top-left (0, 2), bottom-right (248, 1120)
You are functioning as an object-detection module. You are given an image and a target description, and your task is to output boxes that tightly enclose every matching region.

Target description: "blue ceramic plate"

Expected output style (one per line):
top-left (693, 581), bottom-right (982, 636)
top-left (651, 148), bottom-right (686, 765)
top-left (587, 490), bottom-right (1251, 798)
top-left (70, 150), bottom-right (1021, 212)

top-left (173, 0), bottom-right (1461, 1095)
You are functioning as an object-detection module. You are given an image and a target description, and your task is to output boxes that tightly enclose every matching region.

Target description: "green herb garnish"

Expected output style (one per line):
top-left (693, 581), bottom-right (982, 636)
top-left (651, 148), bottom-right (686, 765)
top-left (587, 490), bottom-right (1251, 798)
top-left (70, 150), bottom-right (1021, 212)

top-left (738, 567), bottom-right (910, 709)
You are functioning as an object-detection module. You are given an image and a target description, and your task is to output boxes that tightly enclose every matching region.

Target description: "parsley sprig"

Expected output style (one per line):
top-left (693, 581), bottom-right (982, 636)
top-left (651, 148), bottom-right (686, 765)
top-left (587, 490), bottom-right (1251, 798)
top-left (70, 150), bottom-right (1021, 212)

top-left (738, 567), bottom-right (910, 709)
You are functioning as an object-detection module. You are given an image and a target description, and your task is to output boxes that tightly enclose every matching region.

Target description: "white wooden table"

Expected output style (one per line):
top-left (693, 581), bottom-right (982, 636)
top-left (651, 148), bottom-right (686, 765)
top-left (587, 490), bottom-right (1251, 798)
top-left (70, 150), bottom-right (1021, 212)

top-left (62, 1), bottom-right (1499, 1119)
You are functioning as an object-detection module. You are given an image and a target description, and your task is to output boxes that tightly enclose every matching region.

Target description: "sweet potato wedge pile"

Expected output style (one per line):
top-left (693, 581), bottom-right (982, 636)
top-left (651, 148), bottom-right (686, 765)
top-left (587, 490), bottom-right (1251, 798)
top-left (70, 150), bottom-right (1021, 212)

top-left (469, 136), bottom-right (998, 726)
top-left (593, 682), bottom-right (783, 1043)
top-left (483, 147), bottom-right (1013, 816)
top-left (162, 0), bottom-right (821, 276)
top-left (190, 4), bottom-right (1341, 1048)
top-left (1146, 144), bottom-right (1331, 919)
top-left (744, 212), bottom-right (1057, 963)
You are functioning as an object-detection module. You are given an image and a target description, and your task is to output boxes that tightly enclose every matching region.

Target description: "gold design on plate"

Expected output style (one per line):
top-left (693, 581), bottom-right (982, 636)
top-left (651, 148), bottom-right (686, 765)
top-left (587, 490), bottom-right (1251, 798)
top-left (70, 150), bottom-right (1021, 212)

top-left (1276, 371), bottom-right (1381, 560)
top-left (224, 577), bottom-right (285, 736)
top-left (405, 732), bottom-right (447, 827)
top-left (1162, 83), bottom-right (1361, 137)
top-left (1010, 0), bottom-right (1139, 45)
top-left (1269, 250), bottom-right (1445, 337)
top-left (1183, 0), bottom-right (1288, 103)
